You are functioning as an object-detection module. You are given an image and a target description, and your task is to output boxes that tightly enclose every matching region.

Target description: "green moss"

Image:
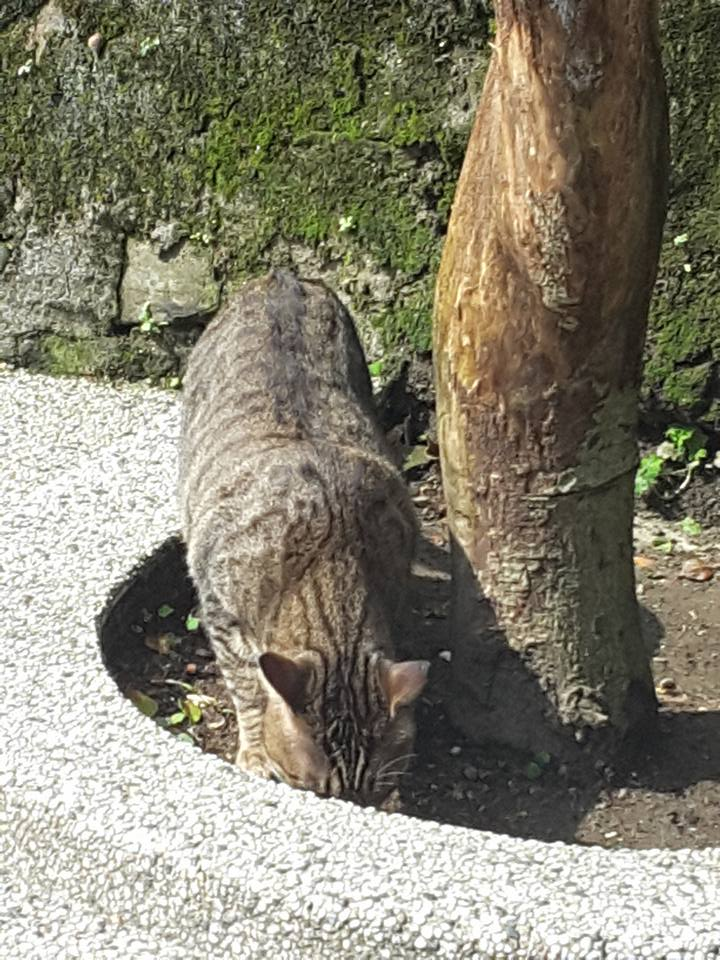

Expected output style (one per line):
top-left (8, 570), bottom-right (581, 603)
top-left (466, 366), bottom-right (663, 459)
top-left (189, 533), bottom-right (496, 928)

top-left (35, 331), bottom-right (179, 381)
top-left (646, 1), bottom-right (720, 420)
top-left (1, 1), bottom-right (491, 374)
top-left (375, 280), bottom-right (435, 354)
top-left (661, 363), bottom-right (714, 411)
top-left (37, 335), bottom-right (126, 378)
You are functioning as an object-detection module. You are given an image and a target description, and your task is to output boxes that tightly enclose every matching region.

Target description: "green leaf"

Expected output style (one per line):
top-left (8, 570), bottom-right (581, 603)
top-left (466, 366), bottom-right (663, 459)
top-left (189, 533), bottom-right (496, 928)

top-left (403, 444), bottom-right (433, 473)
top-left (367, 360), bottom-right (384, 377)
top-left (680, 516), bottom-right (702, 537)
top-left (127, 690), bottom-right (159, 718)
top-left (635, 453), bottom-right (664, 496)
top-left (181, 698), bottom-right (202, 724)
top-left (165, 711), bottom-right (186, 726)
top-left (534, 751), bottom-right (552, 768)
top-left (673, 233), bottom-right (689, 246)
top-left (666, 425), bottom-right (693, 454)
top-left (157, 604), bottom-right (174, 619)
top-left (524, 761), bottom-right (543, 781)
top-left (175, 733), bottom-right (195, 745)
top-left (185, 614), bottom-right (200, 632)
top-left (665, 425), bottom-right (706, 463)
top-left (652, 538), bottom-right (674, 555)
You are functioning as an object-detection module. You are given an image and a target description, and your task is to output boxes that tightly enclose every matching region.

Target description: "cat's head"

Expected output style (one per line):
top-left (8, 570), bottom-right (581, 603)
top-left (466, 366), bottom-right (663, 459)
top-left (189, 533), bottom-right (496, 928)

top-left (257, 650), bottom-right (429, 804)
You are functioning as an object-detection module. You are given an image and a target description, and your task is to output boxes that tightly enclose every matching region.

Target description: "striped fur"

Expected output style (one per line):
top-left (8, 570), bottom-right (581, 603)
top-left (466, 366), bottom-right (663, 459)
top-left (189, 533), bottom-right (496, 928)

top-left (179, 271), bottom-right (428, 802)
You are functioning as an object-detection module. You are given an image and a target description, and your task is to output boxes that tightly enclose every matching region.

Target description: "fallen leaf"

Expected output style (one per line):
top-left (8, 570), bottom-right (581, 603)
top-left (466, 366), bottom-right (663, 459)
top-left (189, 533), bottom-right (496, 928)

top-left (163, 679), bottom-right (194, 692)
top-left (403, 444), bottom-right (436, 473)
top-left (679, 559), bottom-right (715, 582)
top-left (157, 603), bottom-right (174, 618)
top-left (205, 716), bottom-right (226, 730)
top-left (185, 614), bottom-right (200, 632)
top-left (144, 632), bottom-right (178, 655)
top-left (633, 555), bottom-right (655, 569)
top-left (127, 689), bottom-right (159, 718)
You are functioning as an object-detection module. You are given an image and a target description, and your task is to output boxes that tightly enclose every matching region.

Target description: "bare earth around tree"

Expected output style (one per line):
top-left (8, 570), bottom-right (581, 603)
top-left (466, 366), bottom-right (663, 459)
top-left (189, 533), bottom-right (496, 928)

top-left (106, 465), bottom-right (720, 850)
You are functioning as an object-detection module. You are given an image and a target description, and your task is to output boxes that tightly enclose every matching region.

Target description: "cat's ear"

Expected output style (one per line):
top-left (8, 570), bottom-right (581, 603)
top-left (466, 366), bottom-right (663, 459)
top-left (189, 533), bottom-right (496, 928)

top-left (380, 659), bottom-right (430, 718)
top-left (259, 652), bottom-right (314, 712)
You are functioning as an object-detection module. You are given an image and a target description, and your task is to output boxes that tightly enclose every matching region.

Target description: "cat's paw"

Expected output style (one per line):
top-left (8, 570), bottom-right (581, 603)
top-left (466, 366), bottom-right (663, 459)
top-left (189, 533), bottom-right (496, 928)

top-left (379, 788), bottom-right (402, 813)
top-left (236, 748), bottom-right (275, 781)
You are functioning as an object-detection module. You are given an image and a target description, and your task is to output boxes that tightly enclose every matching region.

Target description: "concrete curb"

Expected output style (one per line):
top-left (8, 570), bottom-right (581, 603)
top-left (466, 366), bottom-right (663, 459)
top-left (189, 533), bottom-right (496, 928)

top-left (2, 367), bottom-right (718, 959)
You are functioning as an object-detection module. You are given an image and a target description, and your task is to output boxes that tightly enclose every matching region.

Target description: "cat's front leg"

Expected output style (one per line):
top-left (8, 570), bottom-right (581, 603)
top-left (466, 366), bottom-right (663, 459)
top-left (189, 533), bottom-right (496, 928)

top-left (222, 664), bottom-right (276, 781)
top-left (198, 594), bottom-right (275, 781)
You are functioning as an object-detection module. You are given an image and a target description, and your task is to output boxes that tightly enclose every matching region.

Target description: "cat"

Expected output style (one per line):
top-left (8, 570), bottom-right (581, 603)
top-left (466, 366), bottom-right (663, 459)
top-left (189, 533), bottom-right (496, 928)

top-left (179, 269), bottom-right (428, 803)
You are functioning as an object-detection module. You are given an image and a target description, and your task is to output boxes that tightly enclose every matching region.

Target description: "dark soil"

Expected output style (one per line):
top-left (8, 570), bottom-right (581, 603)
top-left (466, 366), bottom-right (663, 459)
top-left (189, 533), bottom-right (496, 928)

top-left (100, 463), bottom-right (720, 850)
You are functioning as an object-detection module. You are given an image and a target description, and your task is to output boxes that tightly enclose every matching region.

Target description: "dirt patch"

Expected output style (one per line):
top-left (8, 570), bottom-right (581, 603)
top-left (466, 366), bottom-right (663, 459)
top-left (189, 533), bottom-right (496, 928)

top-left (100, 466), bottom-right (720, 850)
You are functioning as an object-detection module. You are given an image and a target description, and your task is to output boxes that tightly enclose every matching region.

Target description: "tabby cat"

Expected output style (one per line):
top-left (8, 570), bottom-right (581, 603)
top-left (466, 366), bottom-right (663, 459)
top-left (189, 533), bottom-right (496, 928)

top-left (179, 270), bottom-right (428, 803)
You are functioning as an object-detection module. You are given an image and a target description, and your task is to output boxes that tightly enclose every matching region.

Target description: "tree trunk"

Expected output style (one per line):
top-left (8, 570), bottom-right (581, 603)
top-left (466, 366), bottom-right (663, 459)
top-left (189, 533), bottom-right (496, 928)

top-left (433, 1), bottom-right (669, 756)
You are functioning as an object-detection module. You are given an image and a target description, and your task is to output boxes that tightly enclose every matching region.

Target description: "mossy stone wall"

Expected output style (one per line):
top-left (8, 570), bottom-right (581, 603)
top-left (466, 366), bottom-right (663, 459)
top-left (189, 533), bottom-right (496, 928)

top-left (0, 1), bottom-right (717, 426)
top-left (649, 1), bottom-right (720, 426)
top-left (0, 0), bottom-right (490, 381)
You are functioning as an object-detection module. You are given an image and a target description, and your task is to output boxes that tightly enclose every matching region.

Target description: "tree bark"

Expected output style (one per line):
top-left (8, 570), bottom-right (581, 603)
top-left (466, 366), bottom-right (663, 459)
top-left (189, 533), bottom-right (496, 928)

top-left (433, 0), bottom-right (669, 756)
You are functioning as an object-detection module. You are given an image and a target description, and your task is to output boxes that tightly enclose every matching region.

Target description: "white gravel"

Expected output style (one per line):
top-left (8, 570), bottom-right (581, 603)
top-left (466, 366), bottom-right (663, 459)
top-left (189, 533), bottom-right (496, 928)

top-left (1, 366), bottom-right (719, 959)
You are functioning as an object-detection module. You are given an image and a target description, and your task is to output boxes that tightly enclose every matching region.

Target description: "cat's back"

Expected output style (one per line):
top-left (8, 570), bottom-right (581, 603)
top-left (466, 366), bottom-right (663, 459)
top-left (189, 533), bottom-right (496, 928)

top-left (181, 270), bottom-right (379, 456)
top-left (179, 271), bottom-right (399, 538)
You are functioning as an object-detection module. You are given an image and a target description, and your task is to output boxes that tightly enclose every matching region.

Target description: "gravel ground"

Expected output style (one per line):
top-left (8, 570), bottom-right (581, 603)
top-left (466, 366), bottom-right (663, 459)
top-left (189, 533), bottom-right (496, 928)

top-left (2, 365), bottom-right (720, 959)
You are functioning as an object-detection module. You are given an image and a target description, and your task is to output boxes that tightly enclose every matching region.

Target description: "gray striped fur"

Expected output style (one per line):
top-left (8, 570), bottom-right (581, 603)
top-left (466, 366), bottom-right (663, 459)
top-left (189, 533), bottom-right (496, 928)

top-left (179, 271), bottom-right (428, 802)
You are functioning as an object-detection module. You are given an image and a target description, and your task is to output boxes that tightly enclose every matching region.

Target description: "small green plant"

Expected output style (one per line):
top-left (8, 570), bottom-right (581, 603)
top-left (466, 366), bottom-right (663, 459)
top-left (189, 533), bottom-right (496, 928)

top-left (157, 603), bottom-right (174, 618)
top-left (367, 359), bottom-right (384, 378)
top-left (635, 425), bottom-right (708, 499)
top-left (635, 453), bottom-right (664, 497)
top-left (137, 303), bottom-right (167, 335)
top-left (185, 613), bottom-right (200, 632)
top-left (164, 692), bottom-right (217, 729)
top-left (680, 516), bottom-right (702, 538)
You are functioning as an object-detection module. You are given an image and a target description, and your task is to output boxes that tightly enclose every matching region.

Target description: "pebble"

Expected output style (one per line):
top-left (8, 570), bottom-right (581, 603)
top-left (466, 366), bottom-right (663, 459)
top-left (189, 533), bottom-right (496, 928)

top-left (437, 650), bottom-right (452, 662)
top-left (87, 32), bottom-right (104, 56)
top-left (449, 745), bottom-right (461, 756)
top-left (463, 765), bottom-right (478, 782)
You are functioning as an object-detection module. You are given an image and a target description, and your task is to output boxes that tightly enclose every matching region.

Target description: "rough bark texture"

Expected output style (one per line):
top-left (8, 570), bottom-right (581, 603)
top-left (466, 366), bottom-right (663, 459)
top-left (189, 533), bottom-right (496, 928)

top-left (433, 0), bottom-right (669, 754)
